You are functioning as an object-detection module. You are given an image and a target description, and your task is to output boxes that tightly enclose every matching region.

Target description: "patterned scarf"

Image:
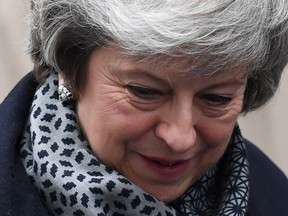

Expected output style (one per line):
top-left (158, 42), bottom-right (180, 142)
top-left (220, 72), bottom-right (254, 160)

top-left (20, 73), bottom-right (249, 215)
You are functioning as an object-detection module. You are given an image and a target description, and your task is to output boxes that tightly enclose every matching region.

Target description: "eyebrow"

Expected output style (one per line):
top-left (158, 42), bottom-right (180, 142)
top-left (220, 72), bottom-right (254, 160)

top-left (117, 68), bottom-right (170, 86)
top-left (116, 67), bottom-right (247, 90)
top-left (202, 78), bottom-right (247, 91)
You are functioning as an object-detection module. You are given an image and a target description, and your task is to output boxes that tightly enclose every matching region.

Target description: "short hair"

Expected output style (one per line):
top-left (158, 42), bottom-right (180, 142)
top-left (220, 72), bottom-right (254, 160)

top-left (28, 0), bottom-right (288, 113)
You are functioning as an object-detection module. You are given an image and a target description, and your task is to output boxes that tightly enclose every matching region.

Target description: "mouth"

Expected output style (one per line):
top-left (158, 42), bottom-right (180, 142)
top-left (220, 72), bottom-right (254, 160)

top-left (139, 154), bottom-right (190, 178)
top-left (149, 157), bottom-right (186, 166)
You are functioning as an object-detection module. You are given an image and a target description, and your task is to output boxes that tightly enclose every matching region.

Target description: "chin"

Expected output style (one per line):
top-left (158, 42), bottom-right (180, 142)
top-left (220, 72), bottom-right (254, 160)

top-left (147, 187), bottom-right (184, 203)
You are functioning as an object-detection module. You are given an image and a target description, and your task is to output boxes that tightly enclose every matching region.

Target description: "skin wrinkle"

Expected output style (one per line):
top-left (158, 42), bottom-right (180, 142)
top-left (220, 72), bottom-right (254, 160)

top-left (77, 46), bottom-right (247, 202)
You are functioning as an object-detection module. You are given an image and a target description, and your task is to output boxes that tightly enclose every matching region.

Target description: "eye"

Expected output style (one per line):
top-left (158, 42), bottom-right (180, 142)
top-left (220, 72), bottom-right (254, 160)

top-left (202, 94), bottom-right (232, 106)
top-left (127, 85), bottom-right (164, 100)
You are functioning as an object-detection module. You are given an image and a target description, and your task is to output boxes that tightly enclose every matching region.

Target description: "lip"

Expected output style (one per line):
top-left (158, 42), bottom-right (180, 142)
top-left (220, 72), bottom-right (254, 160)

top-left (139, 154), bottom-right (191, 178)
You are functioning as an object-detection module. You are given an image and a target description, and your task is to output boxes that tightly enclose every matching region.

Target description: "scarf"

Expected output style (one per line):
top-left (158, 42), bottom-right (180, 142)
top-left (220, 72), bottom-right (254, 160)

top-left (20, 73), bottom-right (249, 215)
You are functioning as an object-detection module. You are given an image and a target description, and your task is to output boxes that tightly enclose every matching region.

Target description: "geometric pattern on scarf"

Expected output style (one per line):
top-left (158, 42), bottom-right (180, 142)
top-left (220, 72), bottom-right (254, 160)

top-left (20, 72), bottom-right (249, 216)
top-left (177, 126), bottom-right (249, 216)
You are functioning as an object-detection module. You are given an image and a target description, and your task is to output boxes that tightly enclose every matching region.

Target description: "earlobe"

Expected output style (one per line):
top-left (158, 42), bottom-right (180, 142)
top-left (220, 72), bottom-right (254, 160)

top-left (58, 73), bottom-right (66, 86)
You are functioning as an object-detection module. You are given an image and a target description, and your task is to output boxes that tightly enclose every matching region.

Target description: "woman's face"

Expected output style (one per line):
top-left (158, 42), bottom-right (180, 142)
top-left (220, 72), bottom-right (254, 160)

top-left (77, 46), bottom-right (247, 203)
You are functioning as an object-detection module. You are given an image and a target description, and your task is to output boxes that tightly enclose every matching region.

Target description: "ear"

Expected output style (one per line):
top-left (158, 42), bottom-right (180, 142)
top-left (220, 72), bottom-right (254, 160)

top-left (58, 73), bottom-right (65, 86)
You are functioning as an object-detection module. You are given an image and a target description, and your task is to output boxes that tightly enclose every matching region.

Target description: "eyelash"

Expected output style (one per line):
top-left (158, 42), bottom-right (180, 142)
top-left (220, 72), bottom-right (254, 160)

top-left (201, 94), bottom-right (232, 106)
top-left (127, 85), bottom-right (165, 100)
top-left (127, 85), bottom-right (232, 107)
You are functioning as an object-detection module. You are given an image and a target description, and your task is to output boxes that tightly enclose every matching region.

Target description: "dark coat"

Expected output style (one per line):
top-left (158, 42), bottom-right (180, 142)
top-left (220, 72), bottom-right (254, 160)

top-left (1, 73), bottom-right (287, 216)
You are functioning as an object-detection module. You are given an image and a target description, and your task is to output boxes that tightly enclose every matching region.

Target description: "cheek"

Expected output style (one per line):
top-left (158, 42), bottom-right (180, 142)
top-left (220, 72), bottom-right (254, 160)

top-left (78, 91), bottom-right (155, 147)
top-left (201, 121), bottom-right (235, 144)
top-left (107, 105), bottom-right (156, 142)
top-left (197, 111), bottom-right (239, 154)
top-left (77, 98), bottom-right (156, 170)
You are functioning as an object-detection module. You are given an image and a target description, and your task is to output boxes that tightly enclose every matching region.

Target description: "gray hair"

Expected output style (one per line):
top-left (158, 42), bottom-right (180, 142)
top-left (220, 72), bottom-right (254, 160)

top-left (28, 0), bottom-right (288, 112)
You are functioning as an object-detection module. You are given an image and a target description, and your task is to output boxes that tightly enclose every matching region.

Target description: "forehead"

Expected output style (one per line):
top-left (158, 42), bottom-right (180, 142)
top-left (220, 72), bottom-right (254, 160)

top-left (120, 52), bottom-right (247, 81)
top-left (90, 45), bottom-right (247, 83)
top-left (83, 46), bottom-right (248, 96)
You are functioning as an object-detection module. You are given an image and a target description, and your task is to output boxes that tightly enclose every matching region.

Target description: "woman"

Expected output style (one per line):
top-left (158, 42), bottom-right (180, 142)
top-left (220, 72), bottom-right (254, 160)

top-left (1, 0), bottom-right (288, 215)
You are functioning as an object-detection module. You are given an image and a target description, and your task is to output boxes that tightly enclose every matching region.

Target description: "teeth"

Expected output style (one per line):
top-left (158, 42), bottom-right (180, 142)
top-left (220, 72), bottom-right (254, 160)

top-left (158, 161), bottom-right (174, 166)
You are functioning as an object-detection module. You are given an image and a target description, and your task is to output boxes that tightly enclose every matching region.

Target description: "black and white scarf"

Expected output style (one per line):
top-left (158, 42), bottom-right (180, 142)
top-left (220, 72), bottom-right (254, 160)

top-left (20, 73), bottom-right (249, 215)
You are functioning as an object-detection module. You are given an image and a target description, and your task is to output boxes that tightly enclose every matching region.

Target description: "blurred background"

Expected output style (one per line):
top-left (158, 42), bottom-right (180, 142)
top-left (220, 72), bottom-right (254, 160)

top-left (1, 0), bottom-right (287, 175)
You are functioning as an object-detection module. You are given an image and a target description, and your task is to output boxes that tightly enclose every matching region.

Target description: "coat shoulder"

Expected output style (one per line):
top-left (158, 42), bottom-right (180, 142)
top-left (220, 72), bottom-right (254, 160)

top-left (245, 139), bottom-right (288, 215)
top-left (0, 73), bottom-right (49, 216)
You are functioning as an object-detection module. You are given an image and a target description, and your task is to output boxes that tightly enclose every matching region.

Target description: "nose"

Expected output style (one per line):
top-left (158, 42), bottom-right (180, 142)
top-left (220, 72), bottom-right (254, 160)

top-left (154, 99), bottom-right (197, 153)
